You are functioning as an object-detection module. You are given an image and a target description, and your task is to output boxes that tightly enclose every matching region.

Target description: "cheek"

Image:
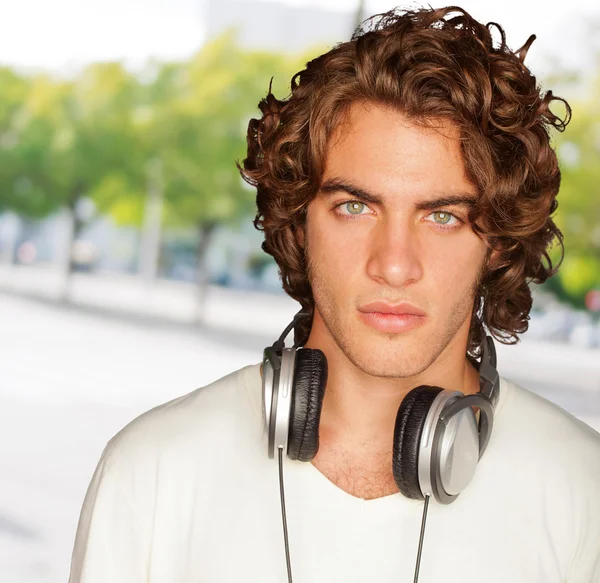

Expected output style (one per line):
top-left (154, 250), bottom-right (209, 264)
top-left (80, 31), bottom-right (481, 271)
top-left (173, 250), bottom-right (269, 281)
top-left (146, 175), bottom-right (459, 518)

top-left (426, 234), bottom-right (486, 288)
top-left (307, 212), bottom-right (366, 280)
top-left (310, 233), bottom-right (363, 286)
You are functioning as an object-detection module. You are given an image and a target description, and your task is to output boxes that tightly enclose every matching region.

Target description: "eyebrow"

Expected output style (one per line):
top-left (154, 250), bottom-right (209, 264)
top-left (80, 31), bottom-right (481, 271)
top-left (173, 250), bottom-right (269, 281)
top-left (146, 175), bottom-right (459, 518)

top-left (319, 178), bottom-right (478, 210)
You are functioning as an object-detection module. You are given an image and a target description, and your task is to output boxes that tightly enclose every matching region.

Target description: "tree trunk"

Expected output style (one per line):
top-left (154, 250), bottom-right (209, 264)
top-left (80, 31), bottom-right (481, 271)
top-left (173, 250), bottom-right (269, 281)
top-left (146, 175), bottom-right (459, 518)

top-left (194, 221), bottom-right (218, 324)
top-left (0, 212), bottom-right (21, 266)
top-left (138, 157), bottom-right (164, 283)
top-left (58, 204), bottom-right (76, 302)
top-left (60, 190), bottom-right (87, 302)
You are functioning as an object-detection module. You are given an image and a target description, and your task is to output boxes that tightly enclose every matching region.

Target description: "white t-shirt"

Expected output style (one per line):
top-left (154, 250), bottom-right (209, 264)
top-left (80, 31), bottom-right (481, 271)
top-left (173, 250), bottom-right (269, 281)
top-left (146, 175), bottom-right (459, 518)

top-left (69, 363), bottom-right (600, 583)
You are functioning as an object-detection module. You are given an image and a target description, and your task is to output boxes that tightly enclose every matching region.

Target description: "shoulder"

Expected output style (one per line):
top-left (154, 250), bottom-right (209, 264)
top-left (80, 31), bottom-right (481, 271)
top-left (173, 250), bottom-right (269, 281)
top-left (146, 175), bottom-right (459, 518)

top-left (496, 377), bottom-right (600, 459)
top-left (491, 376), bottom-right (600, 500)
top-left (497, 378), bottom-right (600, 578)
top-left (483, 378), bottom-right (600, 573)
top-left (100, 362), bottom-right (263, 477)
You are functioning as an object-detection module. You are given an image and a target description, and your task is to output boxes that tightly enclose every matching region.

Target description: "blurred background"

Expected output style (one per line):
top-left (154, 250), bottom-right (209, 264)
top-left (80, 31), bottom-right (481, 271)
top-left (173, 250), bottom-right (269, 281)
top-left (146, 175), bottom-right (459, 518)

top-left (0, 0), bottom-right (598, 581)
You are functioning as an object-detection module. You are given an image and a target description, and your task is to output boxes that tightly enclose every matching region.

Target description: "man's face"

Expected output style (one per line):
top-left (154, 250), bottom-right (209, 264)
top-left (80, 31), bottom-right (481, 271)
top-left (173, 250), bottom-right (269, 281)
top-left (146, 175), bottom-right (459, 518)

top-left (302, 101), bottom-right (488, 378)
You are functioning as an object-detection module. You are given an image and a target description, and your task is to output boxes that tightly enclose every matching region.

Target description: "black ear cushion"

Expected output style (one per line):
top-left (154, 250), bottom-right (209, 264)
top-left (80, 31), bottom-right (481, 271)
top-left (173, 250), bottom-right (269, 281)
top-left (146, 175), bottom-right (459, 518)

top-left (393, 386), bottom-right (444, 500)
top-left (287, 348), bottom-right (328, 462)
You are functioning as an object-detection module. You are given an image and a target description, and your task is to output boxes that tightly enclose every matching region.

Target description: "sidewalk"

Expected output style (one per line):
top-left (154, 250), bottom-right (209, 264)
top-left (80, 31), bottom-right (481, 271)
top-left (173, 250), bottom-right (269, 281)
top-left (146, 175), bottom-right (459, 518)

top-left (0, 263), bottom-right (298, 340)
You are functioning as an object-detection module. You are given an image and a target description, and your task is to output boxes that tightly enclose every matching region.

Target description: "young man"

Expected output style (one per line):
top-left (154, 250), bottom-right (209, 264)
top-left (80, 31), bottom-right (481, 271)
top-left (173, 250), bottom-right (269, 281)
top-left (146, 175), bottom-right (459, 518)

top-left (69, 6), bottom-right (600, 583)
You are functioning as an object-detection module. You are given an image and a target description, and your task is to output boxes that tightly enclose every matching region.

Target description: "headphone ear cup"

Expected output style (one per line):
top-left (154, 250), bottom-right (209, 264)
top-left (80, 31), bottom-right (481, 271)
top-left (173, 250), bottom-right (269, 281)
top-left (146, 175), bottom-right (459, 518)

top-left (287, 348), bottom-right (327, 462)
top-left (393, 386), bottom-right (444, 500)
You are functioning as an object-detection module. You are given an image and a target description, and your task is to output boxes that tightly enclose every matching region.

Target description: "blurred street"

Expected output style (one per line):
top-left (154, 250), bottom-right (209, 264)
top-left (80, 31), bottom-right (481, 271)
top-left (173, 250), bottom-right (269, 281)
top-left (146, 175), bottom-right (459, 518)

top-left (0, 272), bottom-right (599, 583)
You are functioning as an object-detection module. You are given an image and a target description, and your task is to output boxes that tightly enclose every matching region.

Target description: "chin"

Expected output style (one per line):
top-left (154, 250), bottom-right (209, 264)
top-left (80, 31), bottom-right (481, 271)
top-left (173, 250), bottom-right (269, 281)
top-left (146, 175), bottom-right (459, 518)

top-left (348, 343), bottom-right (434, 379)
top-left (340, 318), bottom-right (437, 379)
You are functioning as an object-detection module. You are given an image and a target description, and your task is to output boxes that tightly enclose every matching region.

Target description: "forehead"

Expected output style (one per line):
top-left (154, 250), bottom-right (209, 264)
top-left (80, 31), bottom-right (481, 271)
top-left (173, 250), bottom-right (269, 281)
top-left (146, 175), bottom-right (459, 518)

top-left (322, 101), bottom-right (474, 200)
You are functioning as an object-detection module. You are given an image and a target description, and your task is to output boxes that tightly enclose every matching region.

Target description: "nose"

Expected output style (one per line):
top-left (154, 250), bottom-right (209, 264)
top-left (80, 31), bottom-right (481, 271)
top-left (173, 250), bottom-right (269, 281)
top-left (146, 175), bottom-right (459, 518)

top-left (365, 214), bottom-right (424, 288)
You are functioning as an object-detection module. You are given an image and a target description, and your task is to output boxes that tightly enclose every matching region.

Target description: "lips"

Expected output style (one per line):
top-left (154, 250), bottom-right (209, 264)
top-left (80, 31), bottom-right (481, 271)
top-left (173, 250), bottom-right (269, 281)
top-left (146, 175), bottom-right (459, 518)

top-left (357, 301), bottom-right (426, 334)
top-left (358, 301), bottom-right (426, 316)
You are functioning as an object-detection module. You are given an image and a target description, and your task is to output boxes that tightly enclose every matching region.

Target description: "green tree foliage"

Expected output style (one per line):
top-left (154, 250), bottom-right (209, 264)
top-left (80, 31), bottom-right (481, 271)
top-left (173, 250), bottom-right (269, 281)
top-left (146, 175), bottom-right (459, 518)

top-left (0, 30), bottom-right (318, 304)
top-left (125, 32), bottom-right (315, 292)
top-left (0, 68), bottom-right (30, 212)
top-left (137, 32), bottom-right (311, 230)
top-left (2, 64), bottom-right (141, 221)
top-left (550, 72), bottom-right (600, 307)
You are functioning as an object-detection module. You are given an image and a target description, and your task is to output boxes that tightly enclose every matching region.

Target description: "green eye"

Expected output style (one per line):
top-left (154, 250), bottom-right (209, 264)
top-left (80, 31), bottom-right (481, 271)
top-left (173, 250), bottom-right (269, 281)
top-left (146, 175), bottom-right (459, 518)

top-left (346, 202), bottom-right (366, 215)
top-left (433, 211), bottom-right (452, 224)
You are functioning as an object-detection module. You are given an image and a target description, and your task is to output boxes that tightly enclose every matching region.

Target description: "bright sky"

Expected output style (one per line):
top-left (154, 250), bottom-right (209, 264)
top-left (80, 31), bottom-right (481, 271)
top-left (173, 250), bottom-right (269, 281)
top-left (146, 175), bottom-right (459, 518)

top-left (0, 0), bottom-right (597, 77)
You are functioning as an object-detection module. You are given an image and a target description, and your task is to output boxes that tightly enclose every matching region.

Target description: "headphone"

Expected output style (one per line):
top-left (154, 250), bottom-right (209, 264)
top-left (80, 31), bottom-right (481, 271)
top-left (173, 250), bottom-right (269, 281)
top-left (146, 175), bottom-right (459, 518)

top-left (262, 308), bottom-right (500, 504)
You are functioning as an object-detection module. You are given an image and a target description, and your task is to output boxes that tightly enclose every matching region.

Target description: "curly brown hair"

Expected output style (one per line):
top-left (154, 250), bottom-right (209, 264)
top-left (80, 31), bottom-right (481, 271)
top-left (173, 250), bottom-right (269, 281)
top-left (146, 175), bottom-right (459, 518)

top-left (239, 5), bottom-right (571, 354)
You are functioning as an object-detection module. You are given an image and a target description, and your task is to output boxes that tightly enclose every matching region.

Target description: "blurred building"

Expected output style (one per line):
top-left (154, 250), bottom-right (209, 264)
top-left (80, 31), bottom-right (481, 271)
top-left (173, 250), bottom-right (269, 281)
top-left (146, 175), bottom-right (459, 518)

top-left (205, 0), bottom-right (356, 51)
